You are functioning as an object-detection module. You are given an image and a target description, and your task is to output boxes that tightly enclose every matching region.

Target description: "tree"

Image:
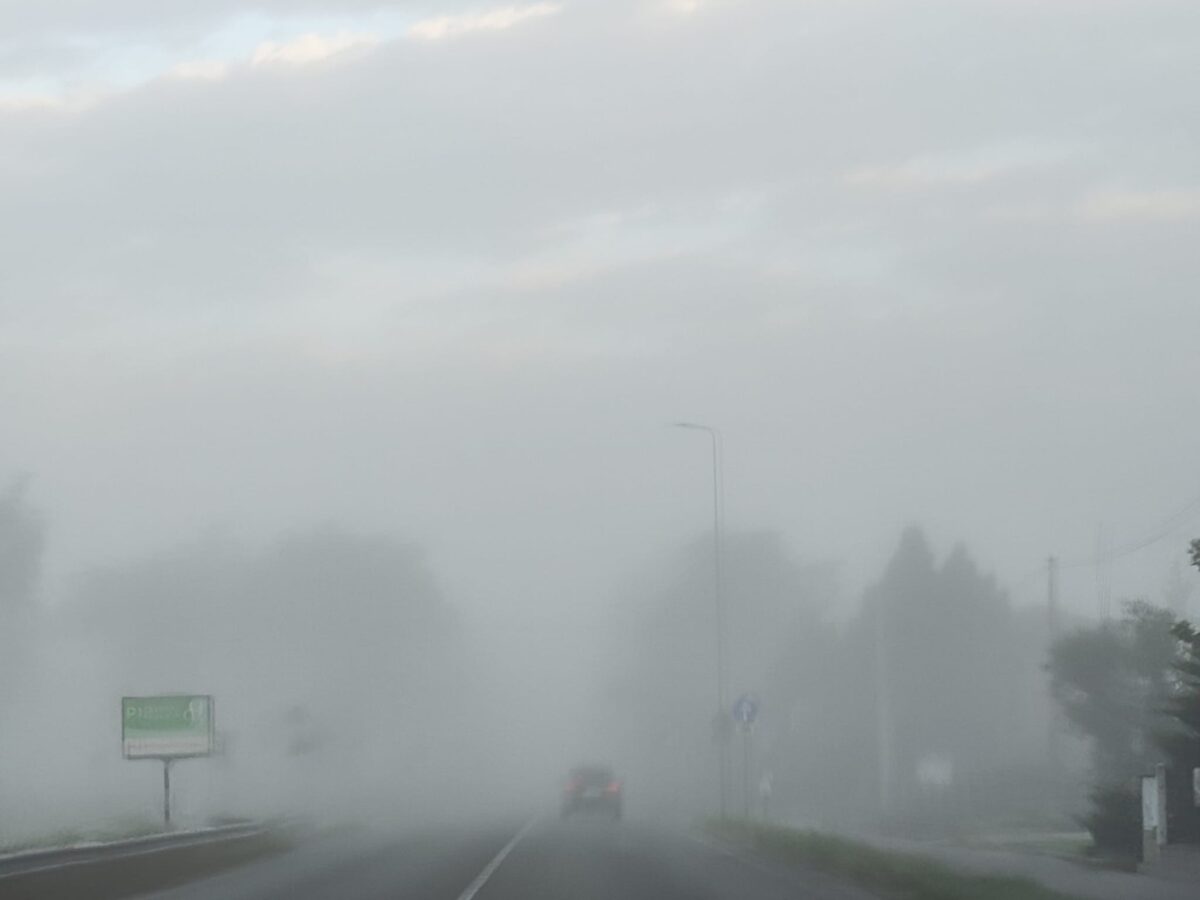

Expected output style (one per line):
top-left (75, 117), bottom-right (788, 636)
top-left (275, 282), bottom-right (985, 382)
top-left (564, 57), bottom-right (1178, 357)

top-left (862, 528), bottom-right (1041, 828)
top-left (738, 527), bottom-right (1053, 832)
top-left (0, 477), bottom-right (44, 613)
top-left (1159, 619), bottom-right (1200, 841)
top-left (64, 526), bottom-right (468, 817)
top-left (0, 477), bottom-right (44, 702)
top-left (606, 531), bottom-right (836, 819)
top-left (1156, 541), bottom-right (1200, 842)
top-left (1049, 602), bottom-right (1176, 783)
top-left (1048, 601), bottom-right (1178, 856)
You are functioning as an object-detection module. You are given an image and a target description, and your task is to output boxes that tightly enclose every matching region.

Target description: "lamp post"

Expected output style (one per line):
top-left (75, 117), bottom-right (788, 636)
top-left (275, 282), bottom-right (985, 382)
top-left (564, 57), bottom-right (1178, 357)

top-left (674, 421), bottom-right (729, 818)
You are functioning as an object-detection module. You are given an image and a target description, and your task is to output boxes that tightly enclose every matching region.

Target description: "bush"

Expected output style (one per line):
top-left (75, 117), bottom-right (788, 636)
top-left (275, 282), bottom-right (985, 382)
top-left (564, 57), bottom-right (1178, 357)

top-left (1080, 784), bottom-right (1141, 862)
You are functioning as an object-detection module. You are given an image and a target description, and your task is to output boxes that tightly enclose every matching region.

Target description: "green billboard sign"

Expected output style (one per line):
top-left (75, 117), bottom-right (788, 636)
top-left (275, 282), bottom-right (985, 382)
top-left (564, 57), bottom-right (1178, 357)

top-left (122, 695), bottom-right (214, 759)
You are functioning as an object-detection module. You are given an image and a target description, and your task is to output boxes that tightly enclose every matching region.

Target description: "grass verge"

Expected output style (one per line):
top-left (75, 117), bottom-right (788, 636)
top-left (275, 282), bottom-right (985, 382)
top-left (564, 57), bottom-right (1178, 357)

top-left (0, 826), bottom-right (296, 900)
top-left (705, 819), bottom-right (1081, 900)
top-left (0, 816), bottom-right (266, 856)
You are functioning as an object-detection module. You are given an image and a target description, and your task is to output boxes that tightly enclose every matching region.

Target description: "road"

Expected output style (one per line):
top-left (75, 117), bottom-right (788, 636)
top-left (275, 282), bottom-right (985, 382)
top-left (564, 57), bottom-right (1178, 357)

top-left (140, 816), bottom-right (881, 900)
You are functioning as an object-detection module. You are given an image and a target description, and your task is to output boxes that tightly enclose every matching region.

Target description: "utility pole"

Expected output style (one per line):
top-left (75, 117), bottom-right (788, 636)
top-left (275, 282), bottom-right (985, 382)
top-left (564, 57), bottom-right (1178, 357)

top-left (1047, 555), bottom-right (1060, 636)
top-left (875, 593), bottom-right (893, 816)
top-left (1047, 556), bottom-right (1061, 770)
top-left (674, 422), bottom-right (729, 819)
top-left (1096, 525), bottom-right (1112, 620)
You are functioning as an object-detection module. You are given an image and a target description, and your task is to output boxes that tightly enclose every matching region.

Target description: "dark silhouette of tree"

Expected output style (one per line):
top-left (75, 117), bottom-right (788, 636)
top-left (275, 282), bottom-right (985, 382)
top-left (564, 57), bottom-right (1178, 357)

top-left (1048, 601), bottom-right (1178, 856)
top-left (864, 527), bottom-right (1037, 825)
top-left (0, 476), bottom-right (44, 613)
top-left (608, 531), bottom-right (836, 818)
top-left (67, 526), bottom-right (464, 780)
top-left (1048, 602), bottom-right (1175, 784)
top-left (1160, 619), bottom-right (1200, 841)
top-left (753, 527), bottom-right (1050, 830)
top-left (0, 476), bottom-right (44, 723)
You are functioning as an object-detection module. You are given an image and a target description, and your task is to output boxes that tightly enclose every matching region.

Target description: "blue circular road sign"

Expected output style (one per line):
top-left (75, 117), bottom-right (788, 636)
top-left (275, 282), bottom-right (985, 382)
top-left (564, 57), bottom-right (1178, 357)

top-left (732, 694), bottom-right (758, 726)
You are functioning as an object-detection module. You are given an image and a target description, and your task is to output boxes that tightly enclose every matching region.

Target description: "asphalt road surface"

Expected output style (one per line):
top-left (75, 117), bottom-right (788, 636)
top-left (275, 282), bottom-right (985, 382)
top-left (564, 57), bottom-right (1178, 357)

top-left (141, 816), bottom-right (882, 900)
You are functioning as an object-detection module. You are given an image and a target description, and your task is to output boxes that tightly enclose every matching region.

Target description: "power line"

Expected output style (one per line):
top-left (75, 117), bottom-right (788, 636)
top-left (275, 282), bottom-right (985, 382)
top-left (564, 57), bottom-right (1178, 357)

top-left (1058, 491), bottom-right (1200, 570)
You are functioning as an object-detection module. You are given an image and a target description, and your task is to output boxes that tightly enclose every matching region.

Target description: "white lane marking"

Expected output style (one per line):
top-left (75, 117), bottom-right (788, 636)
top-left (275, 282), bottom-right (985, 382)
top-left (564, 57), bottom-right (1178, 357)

top-left (456, 818), bottom-right (537, 900)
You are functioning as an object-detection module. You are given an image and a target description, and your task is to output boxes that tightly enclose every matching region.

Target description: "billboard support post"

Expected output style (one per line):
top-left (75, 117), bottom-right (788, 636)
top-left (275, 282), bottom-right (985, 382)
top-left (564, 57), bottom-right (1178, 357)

top-left (163, 759), bottom-right (172, 828)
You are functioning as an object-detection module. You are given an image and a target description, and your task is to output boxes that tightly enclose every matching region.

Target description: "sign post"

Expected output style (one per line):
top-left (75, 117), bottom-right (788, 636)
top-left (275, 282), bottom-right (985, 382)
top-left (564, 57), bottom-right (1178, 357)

top-left (1155, 763), bottom-right (1168, 847)
top-left (732, 694), bottom-right (759, 820)
top-left (758, 771), bottom-right (772, 821)
top-left (122, 696), bottom-right (214, 829)
top-left (1142, 773), bottom-right (1160, 862)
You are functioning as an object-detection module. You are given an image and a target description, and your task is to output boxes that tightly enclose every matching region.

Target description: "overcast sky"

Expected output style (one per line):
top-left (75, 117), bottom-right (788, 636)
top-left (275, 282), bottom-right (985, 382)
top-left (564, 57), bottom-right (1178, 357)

top-left (3, 0), bottom-right (1199, 617)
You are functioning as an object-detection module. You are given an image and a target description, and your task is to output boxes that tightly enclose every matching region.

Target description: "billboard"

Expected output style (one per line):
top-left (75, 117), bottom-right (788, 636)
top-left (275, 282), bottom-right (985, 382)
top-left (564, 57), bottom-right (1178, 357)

top-left (122, 695), bottom-right (214, 759)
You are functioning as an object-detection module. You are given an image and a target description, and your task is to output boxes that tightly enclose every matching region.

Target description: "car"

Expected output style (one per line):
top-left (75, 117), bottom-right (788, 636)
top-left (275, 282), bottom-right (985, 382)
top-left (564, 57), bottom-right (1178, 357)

top-left (561, 765), bottom-right (622, 819)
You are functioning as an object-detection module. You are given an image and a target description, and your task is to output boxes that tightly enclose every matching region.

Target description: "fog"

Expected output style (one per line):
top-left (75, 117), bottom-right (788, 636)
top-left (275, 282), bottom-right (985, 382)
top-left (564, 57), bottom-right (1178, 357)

top-left (2, 0), bottom-right (1199, 852)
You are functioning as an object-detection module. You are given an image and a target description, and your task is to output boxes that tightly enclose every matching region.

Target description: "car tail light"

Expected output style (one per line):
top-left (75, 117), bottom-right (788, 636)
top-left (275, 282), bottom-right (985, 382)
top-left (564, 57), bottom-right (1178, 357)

top-left (605, 780), bottom-right (622, 794)
top-left (565, 778), bottom-right (582, 793)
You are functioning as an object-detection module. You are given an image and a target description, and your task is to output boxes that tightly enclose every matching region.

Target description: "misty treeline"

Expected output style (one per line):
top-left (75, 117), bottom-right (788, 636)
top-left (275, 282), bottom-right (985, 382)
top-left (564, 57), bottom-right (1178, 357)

top-left (0, 479), bottom-right (42, 614)
top-left (605, 522), bottom-right (1200, 850)
top-left (0, 479), bottom-right (44, 743)
top-left (605, 526), bottom-right (1064, 831)
top-left (5, 473), bottom-right (1198, 851)
top-left (0, 480), bottom-right (504, 843)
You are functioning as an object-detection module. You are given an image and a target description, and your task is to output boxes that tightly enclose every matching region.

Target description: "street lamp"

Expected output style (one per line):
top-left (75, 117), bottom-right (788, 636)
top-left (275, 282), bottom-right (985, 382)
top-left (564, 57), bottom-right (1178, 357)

top-left (674, 421), bottom-right (729, 818)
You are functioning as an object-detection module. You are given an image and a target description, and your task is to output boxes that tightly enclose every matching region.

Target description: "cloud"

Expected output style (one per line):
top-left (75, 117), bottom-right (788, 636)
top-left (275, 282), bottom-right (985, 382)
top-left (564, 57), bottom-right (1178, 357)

top-left (0, 1), bottom-right (414, 44)
top-left (170, 59), bottom-right (230, 81)
top-left (251, 31), bottom-right (380, 66)
top-left (0, 90), bottom-right (68, 112)
top-left (1078, 187), bottom-right (1200, 223)
top-left (844, 140), bottom-right (1077, 191)
top-left (659, 0), bottom-right (733, 15)
top-left (2, 0), bottom-right (1200, 626)
top-left (407, 3), bottom-right (562, 41)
